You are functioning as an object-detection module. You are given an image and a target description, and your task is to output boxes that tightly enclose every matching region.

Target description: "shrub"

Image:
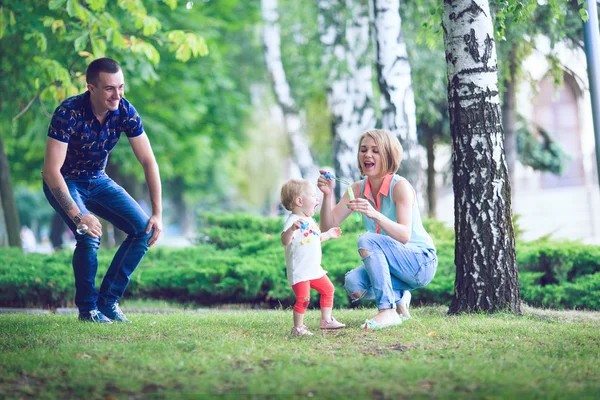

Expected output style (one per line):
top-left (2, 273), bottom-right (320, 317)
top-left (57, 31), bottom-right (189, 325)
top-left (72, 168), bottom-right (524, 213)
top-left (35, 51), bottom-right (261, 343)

top-left (1, 213), bottom-right (599, 310)
top-left (516, 238), bottom-right (600, 284)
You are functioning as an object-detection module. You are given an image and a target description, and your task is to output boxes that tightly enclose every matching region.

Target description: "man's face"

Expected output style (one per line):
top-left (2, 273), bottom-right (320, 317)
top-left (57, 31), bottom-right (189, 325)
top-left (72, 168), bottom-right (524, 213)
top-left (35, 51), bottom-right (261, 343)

top-left (88, 70), bottom-right (125, 113)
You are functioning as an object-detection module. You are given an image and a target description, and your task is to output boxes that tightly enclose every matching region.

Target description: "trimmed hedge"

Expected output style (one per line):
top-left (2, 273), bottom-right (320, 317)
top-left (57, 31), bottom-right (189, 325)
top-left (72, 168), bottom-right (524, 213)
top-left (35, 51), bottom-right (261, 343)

top-left (1, 213), bottom-right (599, 310)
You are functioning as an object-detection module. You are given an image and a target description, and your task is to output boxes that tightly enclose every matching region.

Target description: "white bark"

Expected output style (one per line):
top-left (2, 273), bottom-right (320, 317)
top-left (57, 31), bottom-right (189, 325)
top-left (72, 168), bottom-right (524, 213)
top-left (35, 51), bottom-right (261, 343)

top-left (261, 0), bottom-right (319, 181)
top-left (443, 0), bottom-right (520, 314)
top-left (371, 0), bottom-right (425, 206)
top-left (318, 0), bottom-right (376, 196)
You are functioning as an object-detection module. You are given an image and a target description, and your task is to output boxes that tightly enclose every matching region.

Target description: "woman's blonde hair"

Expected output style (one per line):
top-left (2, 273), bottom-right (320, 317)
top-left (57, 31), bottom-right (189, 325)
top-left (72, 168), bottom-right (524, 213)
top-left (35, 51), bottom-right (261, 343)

top-left (280, 179), bottom-right (313, 211)
top-left (357, 129), bottom-right (403, 177)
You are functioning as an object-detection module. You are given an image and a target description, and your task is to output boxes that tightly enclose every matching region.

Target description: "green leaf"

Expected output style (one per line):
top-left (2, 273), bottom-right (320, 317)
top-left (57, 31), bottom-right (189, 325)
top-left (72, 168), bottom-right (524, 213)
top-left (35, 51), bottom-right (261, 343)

top-left (74, 32), bottom-right (89, 51)
top-left (52, 19), bottom-right (65, 34)
top-left (66, 0), bottom-right (77, 17)
top-left (142, 44), bottom-right (160, 65)
top-left (112, 29), bottom-right (126, 48)
top-left (162, 0), bottom-right (178, 10)
top-left (131, 39), bottom-right (160, 65)
top-left (167, 31), bottom-right (208, 61)
top-left (175, 44), bottom-right (192, 62)
top-left (0, 8), bottom-right (5, 40)
top-left (187, 33), bottom-right (209, 57)
top-left (90, 36), bottom-right (107, 58)
top-left (49, 0), bottom-right (67, 10)
top-left (36, 32), bottom-right (48, 52)
top-left (580, 8), bottom-right (589, 22)
top-left (85, 0), bottom-right (107, 12)
top-left (141, 15), bottom-right (161, 36)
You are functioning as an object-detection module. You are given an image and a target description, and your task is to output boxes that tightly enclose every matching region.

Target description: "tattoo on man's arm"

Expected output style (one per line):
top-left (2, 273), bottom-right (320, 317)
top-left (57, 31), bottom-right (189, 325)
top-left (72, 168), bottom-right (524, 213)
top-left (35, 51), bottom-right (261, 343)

top-left (50, 187), bottom-right (74, 212)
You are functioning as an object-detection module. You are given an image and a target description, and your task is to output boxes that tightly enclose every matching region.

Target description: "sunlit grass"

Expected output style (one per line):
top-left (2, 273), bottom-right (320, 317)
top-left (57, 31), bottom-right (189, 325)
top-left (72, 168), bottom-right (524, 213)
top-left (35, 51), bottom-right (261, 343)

top-left (0, 306), bottom-right (598, 399)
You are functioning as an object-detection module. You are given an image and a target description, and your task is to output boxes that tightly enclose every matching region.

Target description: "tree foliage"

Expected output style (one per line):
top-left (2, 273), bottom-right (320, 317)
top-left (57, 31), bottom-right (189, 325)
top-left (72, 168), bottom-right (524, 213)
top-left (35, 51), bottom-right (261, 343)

top-left (0, 0), bottom-right (208, 183)
top-left (412, 0), bottom-right (589, 174)
top-left (0, 0), bottom-right (209, 246)
top-left (1, 1), bottom-right (266, 237)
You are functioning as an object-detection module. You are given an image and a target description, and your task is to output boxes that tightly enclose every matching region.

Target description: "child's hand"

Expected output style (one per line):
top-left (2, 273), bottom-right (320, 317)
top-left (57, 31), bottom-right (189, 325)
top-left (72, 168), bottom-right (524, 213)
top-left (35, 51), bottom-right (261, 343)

top-left (282, 219), bottom-right (305, 246)
top-left (328, 227), bottom-right (342, 239)
top-left (291, 220), bottom-right (304, 231)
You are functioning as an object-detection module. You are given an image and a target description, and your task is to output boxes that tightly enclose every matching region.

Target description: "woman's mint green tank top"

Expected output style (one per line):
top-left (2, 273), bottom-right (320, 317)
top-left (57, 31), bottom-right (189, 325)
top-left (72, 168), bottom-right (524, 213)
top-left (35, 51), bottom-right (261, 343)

top-left (359, 174), bottom-right (435, 251)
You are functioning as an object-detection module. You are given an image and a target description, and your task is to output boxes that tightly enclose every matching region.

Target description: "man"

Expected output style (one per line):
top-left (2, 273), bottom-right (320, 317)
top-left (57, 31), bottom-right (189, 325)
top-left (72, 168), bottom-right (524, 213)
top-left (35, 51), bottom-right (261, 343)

top-left (42, 57), bottom-right (162, 323)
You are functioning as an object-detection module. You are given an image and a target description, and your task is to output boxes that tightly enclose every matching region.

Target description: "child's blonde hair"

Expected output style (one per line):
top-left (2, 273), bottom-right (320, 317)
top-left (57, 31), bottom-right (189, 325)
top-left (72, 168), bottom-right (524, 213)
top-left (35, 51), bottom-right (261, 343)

top-left (280, 179), bottom-right (313, 211)
top-left (357, 129), bottom-right (403, 177)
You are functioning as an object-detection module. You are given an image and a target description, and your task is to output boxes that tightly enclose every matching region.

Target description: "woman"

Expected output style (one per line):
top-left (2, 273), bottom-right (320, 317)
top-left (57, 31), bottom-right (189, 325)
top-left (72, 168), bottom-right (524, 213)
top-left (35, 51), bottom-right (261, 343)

top-left (318, 129), bottom-right (437, 328)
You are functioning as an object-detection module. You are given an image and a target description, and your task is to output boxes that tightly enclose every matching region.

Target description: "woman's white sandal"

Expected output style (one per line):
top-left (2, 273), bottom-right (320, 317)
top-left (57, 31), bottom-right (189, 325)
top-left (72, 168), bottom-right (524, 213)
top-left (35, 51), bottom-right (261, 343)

top-left (397, 290), bottom-right (412, 320)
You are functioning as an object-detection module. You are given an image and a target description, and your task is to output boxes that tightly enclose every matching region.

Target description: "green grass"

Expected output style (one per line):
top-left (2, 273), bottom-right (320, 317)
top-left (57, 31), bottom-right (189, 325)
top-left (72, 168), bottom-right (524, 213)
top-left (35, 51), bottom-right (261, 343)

top-left (1, 306), bottom-right (599, 399)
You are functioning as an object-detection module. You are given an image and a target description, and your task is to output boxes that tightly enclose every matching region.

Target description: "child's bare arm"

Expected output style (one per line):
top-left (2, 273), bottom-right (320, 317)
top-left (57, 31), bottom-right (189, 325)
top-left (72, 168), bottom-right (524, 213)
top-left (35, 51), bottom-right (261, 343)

top-left (281, 220), bottom-right (303, 246)
top-left (320, 227), bottom-right (342, 243)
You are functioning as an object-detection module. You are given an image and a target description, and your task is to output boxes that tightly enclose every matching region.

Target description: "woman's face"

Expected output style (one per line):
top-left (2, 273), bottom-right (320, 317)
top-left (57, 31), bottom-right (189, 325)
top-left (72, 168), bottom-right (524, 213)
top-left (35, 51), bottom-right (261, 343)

top-left (359, 136), bottom-right (383, 177)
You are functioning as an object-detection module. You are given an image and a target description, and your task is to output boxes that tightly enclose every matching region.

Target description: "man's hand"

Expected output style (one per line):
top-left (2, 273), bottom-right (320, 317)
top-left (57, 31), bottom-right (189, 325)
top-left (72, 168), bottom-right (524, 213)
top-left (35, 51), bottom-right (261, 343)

top-left (80, 214), bottom-right (103, 238)
top-left (146, 214), bottom-right (163, 247)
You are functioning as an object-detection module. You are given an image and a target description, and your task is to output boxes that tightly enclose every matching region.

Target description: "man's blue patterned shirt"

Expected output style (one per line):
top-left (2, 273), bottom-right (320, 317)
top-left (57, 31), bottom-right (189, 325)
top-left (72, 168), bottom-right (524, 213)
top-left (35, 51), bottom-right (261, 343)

top-left (47, 91), bottom-right (144, 179)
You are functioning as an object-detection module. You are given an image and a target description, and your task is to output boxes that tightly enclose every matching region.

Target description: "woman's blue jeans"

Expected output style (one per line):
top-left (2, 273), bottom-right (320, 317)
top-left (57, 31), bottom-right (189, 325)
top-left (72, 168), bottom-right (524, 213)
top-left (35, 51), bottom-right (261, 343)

top-left (43, 175), bottom-right (151, 314)
top-left (344, 232), bottom-right (437, 310)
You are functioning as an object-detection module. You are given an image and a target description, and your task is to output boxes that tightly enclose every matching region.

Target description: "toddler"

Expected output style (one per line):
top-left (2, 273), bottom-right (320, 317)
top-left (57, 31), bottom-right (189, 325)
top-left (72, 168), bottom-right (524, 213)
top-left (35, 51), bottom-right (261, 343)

top-left (280, 179), bottom-right (346, 336)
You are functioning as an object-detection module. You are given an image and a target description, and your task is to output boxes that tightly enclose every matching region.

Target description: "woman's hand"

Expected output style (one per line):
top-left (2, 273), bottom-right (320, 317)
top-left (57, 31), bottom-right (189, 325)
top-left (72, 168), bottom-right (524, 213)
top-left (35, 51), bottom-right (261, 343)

top-left (349, 198), bottom-right (379, 220)
top-left (317, 169), bottom-right (335, 196)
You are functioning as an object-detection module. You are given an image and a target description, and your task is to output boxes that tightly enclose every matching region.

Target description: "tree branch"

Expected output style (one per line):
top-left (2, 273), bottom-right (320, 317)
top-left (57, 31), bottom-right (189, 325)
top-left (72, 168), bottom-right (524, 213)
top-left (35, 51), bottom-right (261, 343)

top-left (12, 93), bottom-right (41, 121)
top-left (39, 96), bottom-right (53, 118)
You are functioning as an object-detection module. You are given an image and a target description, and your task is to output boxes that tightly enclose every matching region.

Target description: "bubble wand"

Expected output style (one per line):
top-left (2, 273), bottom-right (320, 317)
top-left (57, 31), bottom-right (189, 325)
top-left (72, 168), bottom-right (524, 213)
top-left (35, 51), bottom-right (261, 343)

top-left (346, 186), bottom-right (361, 222)
top-left (322, 172), bottom-right (361, 222)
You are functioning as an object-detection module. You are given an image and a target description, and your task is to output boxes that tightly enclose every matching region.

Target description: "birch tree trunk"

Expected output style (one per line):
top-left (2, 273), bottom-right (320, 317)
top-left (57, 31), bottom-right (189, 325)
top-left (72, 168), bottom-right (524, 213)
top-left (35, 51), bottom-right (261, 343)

top-left (0, 135), bottom-right (21, 248)
top-left (424, 129), bottom-right (436, 219)
top-left (262, 0), bottom-right (319, 181)
top-left (442, 0), bottom-right (521, 314)
top-left (318, 0), bottom-right (376, 197)
top-left (371, 0), bottom-right (425, 206)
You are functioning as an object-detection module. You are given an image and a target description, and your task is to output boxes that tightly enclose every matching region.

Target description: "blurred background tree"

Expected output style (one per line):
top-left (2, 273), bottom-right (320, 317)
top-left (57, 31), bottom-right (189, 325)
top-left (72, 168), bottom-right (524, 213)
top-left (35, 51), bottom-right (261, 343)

top-left (0, 0), bottom-right (593, 249)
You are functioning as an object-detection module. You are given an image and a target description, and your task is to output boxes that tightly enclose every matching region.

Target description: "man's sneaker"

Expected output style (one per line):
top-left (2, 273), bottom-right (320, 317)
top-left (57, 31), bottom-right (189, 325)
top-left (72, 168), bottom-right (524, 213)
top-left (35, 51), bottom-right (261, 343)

top-left (78, 309), bottom-right (112, 323)
top-left (291, 325), bottom-right (314, 336)
top-left (320, 317), bottom-right (346, 329)
top-left (98, 302), bottom-right (131, 323)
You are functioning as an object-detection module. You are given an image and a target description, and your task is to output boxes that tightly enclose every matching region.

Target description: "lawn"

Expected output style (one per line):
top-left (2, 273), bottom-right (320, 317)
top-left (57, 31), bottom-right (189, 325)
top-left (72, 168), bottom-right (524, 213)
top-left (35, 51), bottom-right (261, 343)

top-left (1, 305), bottom-right (599, 399)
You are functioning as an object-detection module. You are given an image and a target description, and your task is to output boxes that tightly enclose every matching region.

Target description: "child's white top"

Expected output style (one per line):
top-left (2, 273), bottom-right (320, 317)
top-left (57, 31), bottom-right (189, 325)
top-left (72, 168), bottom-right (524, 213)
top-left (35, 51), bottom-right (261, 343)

top-left (283, 214), bottom-right (327, 286)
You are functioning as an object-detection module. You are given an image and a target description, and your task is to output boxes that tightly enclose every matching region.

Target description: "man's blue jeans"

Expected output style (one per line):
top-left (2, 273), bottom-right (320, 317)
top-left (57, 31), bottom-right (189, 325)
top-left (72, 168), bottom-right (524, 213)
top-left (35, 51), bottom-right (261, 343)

top-left (43, 174), bottom-right (152, 314)
top-left (344, 232), bottom-right (437, 310)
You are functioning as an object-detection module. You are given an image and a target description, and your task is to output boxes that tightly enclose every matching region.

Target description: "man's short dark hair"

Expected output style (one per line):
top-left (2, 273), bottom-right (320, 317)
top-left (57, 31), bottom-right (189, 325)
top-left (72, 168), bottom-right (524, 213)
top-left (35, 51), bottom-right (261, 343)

top-left (86, 58), bottom-right (121, 86)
